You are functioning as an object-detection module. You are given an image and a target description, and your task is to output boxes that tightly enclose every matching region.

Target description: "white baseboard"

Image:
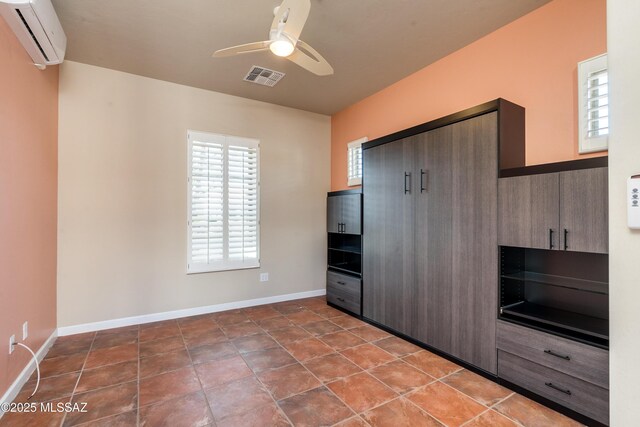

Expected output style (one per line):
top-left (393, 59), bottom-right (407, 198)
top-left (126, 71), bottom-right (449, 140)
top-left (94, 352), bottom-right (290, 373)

top-left (0, 330), bottom-right (58, 416)
top-left (58, 288), bottom-right (326, 336)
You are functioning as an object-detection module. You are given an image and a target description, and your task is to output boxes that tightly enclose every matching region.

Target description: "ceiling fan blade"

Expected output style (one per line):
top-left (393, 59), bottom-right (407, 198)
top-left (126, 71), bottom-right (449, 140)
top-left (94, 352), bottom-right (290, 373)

top-left (213, 41), bottom-right (271, 57)
top-left (271, 0), bottom-right (310, 41)
top-left (288, 40), bottom-right (333, 76)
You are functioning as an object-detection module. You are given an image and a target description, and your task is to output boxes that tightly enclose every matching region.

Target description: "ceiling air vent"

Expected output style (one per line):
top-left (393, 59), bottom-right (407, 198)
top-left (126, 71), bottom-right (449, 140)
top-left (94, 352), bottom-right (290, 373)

top-left (243, 66), bottom-right (285, 87)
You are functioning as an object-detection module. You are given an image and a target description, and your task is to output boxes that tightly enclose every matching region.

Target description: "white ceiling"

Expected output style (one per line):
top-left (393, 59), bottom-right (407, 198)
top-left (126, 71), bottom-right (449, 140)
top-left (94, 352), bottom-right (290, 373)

top-left (52, 0), bottom-right (551, 115)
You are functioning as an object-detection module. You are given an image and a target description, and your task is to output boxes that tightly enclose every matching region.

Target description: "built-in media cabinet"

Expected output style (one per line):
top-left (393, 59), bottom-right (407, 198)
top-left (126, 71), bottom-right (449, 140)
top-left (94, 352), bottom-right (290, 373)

top-left (326, 100), bottom-right (609, 425)
top-left (497, 158), bottom-right (609, 425)
top-left (326, 190), bottom-right (362, 315)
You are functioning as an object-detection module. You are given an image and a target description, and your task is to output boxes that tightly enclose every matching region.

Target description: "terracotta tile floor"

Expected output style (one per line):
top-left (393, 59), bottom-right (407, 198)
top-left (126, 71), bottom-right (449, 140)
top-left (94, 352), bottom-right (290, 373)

top-left (1, 297), bottom-right (583, 427)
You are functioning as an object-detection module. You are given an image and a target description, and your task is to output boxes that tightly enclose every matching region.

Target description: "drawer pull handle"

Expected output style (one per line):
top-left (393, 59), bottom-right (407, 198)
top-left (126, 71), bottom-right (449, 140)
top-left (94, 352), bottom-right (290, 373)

top-left (337, 281), bottom-right (346, 285)
top-left (545, 382), bottom-right (572, 395)
top-left (544, 349), bottom-right (571, 361)
top-left (337, 297), bottom-right (346, 302)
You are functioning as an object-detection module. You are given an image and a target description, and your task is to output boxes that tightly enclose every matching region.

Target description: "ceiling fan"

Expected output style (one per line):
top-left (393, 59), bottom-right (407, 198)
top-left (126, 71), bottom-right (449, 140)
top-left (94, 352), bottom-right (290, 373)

top-left (213, 0), bottom-right (333, 76)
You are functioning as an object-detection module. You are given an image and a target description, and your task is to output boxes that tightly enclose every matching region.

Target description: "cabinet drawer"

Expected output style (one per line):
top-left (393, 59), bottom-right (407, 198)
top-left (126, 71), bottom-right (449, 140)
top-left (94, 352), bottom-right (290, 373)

top-left (327, 285), bottom-right (360, 315)
top-left (327, 271), bottom-right (361, 296)
top-left (498, 351), bottom-right (609, 425)
top-left (497, 320), bottom-right (608, 389)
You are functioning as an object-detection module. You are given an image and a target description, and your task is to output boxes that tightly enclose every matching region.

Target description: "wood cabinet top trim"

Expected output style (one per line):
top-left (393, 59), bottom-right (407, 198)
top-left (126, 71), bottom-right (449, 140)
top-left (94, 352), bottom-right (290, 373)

top-left (362, 98), bottom-right (525, 172)
top-left (500, 157), bottom-right (608, 178)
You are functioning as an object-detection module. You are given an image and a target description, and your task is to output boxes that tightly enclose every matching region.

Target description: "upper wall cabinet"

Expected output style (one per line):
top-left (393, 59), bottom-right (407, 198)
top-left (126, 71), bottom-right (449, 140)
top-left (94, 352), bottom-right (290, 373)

top-left (560, 168), bottom-right (608, 254)
top-left (499, 162), bottom-right (608, 254)
top-left (498, 173), bottom-right (560, 250)
top-left (327, 193), bottom-right (362, 235)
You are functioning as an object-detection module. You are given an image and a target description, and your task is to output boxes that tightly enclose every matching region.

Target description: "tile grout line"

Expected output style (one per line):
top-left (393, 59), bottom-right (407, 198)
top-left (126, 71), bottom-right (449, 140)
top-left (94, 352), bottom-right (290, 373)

top-left (486, 392), bottom-right (528, 427)
top-left (230, 321), bottom-right (297, 426)
top-left (314, 320), bottom-right (467, 426)
top-left (264, 308), bottom-right (403, 426)
top-left (58, 331), bottom-right (98, 427)
top-left (176, 316), bottom-right (216, 426)
top-left (262, 307), bottom-right (363, 425)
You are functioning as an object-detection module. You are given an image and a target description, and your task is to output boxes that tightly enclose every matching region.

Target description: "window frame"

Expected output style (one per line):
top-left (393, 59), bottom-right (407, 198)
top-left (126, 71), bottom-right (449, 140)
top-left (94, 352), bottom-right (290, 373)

top-left (187, 130), bottom-right (261, 274)
top-left (578, 53), bottom-right (609, 154)
top-left (347, 137), bottom-right (367, 187)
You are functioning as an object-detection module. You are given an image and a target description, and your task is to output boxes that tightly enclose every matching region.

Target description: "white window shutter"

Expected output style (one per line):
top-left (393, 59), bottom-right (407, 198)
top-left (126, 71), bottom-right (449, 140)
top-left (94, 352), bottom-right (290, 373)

top-left (578, 54), bottom-right (609, 154)
top-left (188, 131), bottom-right (260, 273)
top-left (347, 137), bottom-right (367, 187)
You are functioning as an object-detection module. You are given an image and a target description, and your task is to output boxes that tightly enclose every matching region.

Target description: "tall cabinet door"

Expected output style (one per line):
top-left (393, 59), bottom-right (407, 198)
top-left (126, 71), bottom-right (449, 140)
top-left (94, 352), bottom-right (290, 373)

top-left (560, 168), bottom-right (608, 254)
top-left (341, 194), bottom-right (362, 235)
top-left (450, 112), bottom-right (499, 374)
top-left (413, 127), bottom-right (453, 348)
top-left (363, 137), bottom-right (415, 335)
top-left (498, 174), bottom-right (560, 250)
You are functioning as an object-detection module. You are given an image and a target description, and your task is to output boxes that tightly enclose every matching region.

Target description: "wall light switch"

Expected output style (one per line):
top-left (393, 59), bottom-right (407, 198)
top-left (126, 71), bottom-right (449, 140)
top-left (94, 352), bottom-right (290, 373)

top-left (22, 321), bottom-right (28, 341)
top-left (260, 273), bottom-right (269, 282)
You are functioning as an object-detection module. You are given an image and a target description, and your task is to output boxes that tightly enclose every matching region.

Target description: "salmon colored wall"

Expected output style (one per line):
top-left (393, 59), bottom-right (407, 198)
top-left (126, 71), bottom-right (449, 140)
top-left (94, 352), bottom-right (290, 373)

top-left (331, 0), bottom-right (607, 190)
top-left (0, 19), bottom-right (58, 396)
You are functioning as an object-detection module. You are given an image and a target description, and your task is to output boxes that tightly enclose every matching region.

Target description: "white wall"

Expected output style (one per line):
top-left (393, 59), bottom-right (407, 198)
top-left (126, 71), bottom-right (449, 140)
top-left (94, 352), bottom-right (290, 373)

top-left (607, 0), bottom-right (640, 424)
top-left (58, 61), bottom-right (331, 327)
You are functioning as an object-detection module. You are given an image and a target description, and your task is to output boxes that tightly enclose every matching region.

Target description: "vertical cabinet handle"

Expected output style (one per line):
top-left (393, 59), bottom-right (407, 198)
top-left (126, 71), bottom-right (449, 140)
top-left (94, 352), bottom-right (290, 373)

top-left (420, 169), bottom-right (427, 193)
top-left (564, 229), bottom-right (569, 250)
top-left (545, 382), bottom-right (572, 395)
top-left (549, 229), bottom-right (554, 249)
top-left (404, 172), bottom-right (411, 194)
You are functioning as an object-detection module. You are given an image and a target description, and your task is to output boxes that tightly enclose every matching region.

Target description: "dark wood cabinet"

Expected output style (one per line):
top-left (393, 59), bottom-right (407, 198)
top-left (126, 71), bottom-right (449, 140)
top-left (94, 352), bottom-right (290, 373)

top-left (327, 193), bottom-right (361, 235)
top-left (560, 168), bottom-right (608, 254)
top-left (362, 137), bottom-right (416, 335)
top-left (497, 320), bottom-right (609, 425)
top-left (363, 100), bottom-right (521, 375)
top-left (327, 190), bottom-right (362, 315)
top-left (498, 173), bottom-right (560, 250)
top-left (449, 112), bottom-right (499, 372)
top-left (497, 162), bottom-right (610, 424)
top-left (499, 165), bottom-right (608, 254)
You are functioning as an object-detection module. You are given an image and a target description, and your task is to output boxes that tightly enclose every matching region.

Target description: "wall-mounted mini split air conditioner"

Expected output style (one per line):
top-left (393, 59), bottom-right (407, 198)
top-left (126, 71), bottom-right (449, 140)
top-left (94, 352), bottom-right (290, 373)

top-left (0, 0), bottom-right (66, 69)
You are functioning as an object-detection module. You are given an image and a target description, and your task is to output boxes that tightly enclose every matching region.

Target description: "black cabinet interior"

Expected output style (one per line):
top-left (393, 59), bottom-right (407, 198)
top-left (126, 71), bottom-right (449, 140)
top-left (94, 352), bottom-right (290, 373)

top-left (328, 233), bottom-right (362, 276)
top-left (500, 246), bottom-right (609, 348)
top-left (327, 190), bottom-right (362, 278)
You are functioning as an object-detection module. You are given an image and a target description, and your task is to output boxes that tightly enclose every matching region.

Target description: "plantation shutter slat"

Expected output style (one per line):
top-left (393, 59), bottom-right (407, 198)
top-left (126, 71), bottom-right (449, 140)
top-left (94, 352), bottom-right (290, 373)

top-left (578, 54), bottom-right (609, 154)
top-left (347, 137), bottom-right (366, 186)
top-left (188, 131), bottom-right (260, 273)
top-left (585, 68), bottom-right (609, 138)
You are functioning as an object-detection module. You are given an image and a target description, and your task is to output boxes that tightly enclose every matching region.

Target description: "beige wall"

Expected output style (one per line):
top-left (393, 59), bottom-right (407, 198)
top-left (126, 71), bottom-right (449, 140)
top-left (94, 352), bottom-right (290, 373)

top-left (607, 0), bottom-right (640, 424)
top-left (0, 19), bottom-right (58, 396)
top-left (57, 61), bottom-right (330, 327)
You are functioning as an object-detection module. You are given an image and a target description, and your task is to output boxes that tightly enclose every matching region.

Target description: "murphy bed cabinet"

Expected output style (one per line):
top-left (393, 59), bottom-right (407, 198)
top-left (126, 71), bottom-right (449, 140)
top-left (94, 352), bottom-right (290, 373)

top-left (326, 190), bottom-right (362, 315)
top-left (362, 99), bottom-right (525, 375)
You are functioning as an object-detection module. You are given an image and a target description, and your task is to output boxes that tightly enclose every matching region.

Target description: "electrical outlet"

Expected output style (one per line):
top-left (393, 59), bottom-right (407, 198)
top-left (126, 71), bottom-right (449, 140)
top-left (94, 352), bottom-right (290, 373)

top-left (260, 273), bottom-right (269, 282)
top-left (22, 321), bottom-right (28, 341)
top-left (9, 335), bottom-right (15, 355)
